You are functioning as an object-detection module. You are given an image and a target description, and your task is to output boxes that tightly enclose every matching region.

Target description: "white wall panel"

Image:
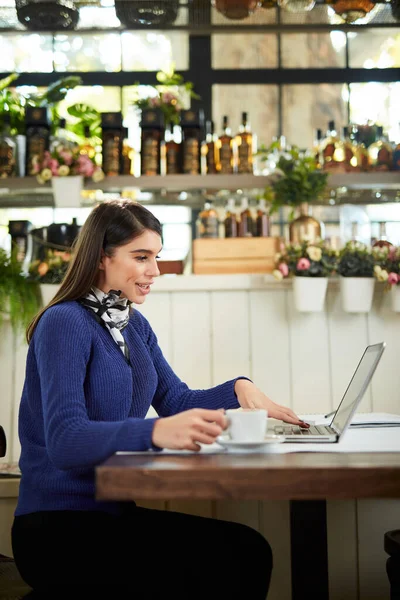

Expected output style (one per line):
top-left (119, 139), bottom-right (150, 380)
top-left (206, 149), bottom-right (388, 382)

top-left (170, 291), bottom-right (212, 389)
top-left (136, 292), bottom-right (172, 363)
top-left (211, 291), bottom-right (251, 385)
top-left (250, 290), bottom-right (292, 408)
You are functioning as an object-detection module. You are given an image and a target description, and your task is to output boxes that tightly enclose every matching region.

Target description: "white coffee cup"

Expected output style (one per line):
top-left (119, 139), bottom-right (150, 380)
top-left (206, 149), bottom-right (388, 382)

top-left (224, 408), bottom-right (268, 443)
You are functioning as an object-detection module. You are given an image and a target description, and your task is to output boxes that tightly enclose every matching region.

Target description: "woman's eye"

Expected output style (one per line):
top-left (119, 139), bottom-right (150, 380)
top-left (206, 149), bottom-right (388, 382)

top-left (156, 255), bottom-right (161, 259)
top-left (136, 256), bottom-right (147, 262)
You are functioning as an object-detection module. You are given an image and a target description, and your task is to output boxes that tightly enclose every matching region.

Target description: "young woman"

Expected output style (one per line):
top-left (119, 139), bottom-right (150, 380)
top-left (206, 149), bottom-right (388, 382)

top-left (12, 200), bottom-right (308, 599)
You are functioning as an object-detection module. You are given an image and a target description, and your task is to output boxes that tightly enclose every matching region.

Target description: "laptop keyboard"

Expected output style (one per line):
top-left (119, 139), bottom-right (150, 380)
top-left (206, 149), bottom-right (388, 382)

top-left (274, 425), bottom-right (335, 436)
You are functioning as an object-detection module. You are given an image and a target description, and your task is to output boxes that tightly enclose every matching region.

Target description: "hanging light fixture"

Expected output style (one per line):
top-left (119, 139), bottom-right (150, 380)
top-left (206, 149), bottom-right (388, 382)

top-left (391, 0), bottom-right (400, 20)
top-left (16, 0), bottom-right (79, 30)
top-left (115, 0), bottom-right (180, 27)
top-left (278, 0), bottom-right (315, 12)
top-left (212, 0), bottom-right (262, 20)
top-left (260, 0), bottom-right (277, 8)
top-left (327, 0), bottom-right (376, 23)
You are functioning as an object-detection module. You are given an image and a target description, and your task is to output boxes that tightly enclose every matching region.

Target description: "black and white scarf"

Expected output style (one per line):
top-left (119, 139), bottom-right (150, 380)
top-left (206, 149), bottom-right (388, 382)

top-left (80, 287), bottom-right (131, 362)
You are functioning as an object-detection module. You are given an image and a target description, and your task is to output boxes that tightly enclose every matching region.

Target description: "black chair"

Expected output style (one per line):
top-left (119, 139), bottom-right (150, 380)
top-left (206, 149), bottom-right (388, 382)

top-left (384, 529), bottom-right (400, 600)
top-left (0, 425), bottom-right (33, 599)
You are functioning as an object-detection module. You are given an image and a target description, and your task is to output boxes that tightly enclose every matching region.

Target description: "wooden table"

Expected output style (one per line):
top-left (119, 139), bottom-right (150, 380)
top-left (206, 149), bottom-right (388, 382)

top-left (96, 451), bottom-right (400, 600)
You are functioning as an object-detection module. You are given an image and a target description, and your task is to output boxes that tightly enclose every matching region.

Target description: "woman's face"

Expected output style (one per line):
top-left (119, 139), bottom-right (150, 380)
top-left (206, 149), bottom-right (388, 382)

top-left (96, 229), bottom-right (162, 304)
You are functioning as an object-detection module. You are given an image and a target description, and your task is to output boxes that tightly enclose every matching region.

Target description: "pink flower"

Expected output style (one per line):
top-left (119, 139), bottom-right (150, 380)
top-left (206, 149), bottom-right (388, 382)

top-left (388, 272), bottom-right (399, 285)
top-left (297, 258), bottom-right (311, 271)
top-left (278, 263), bottom-right (289, 277)
top-left (59, 151), bottom-right (73, 166)
top-left (149, 97), bottom-right (160, 107)
top-left (161, 92), bottom-right (177, 104)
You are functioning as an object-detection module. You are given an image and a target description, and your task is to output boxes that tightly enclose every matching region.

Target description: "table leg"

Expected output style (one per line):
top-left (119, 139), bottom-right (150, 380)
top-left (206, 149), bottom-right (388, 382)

top-left (290, 499), bottom-right (329, 600)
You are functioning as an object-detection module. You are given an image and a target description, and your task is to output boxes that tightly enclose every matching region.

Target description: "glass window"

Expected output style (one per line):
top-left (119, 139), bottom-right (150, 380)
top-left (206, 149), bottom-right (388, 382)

top-left (121, 31), bottom-right (189, 71)
top-left (281, 33), bottom-right (346, 68)
top-left (53, 33), bottom-right (121, 72)
top-left (282, 83), bottom-right (348, 149)
top-left (348, 30), bottom-right (400, 69)
top-left (212, 34), bottom-right (278, 69)
top-left (350, 82), bottom-right (400, 143)
top-left (212, 84), bottom-right (279, 150)
top-left (0, 33), bottom-right (53, 73)
top-left (211, 4), bottom-right (276, 25)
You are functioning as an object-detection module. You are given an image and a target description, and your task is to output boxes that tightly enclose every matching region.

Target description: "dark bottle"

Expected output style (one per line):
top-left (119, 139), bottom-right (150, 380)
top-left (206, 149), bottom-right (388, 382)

top-left (202, 120), bottom-right (219, 174)
top-left (238, 197), bottom-right (253, 237)
top-left (140, 108), bottom-right (165, 176)
top-left (101, 112), bottom-right (124, 176)
top-left (196, 200), bottom-right (219, 238)
top-left (372, 222), bottom-right (393, 249)
top-left (165, 122), bottom-right (182, 174)
top-left (255, 198), bottom-right (270, 237)
top-left (219, 115), bottom-right (236, 174)
top-left (224, 198), bottom-right (238, 238)
top-left (236, 112), bottom-right (253, 174)
top-left (25, 107), bottom-right (50, 176)
top-left (0, 113), bottom-right (16, 178)
top-left (181, 109), bottom-right (204, 175)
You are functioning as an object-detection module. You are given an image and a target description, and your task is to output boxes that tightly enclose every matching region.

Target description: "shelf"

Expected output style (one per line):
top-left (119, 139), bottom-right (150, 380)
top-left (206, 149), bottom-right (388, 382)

top-left (0, 173), bottom-right (398, 209)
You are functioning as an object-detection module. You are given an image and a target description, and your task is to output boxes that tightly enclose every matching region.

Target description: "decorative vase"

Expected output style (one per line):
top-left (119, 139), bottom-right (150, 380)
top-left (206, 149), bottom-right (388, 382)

top-left (340, 277), bottom-right (375, 313)
top-left (51, 176), bottom-right (83, 208)
top-left (40, 283), bottom-right (61, 307)
top-left (293, 276), bottom-right (328, 312)
top-left (390, 285), bottom-right (400, 312)
top-left (289, 203), bottom-right (322, 244)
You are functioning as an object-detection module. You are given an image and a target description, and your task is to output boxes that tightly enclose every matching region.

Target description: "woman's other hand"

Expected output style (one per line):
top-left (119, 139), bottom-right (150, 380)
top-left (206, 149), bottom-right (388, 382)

top-left (234, 380), bottom-right (309, 428)
top-left (152, 408), bottom-right (227, 451)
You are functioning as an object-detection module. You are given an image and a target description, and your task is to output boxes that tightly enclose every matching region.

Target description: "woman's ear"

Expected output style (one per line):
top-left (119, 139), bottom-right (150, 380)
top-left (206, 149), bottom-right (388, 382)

top-left (98, 249), bottom-right (106, 271)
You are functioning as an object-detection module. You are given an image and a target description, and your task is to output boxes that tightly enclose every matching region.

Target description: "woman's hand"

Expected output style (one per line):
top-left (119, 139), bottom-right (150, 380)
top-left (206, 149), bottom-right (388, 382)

top-left (234, 379), bottom-right (309, 427)
top-left (152, 408), bottom-right (228, 451)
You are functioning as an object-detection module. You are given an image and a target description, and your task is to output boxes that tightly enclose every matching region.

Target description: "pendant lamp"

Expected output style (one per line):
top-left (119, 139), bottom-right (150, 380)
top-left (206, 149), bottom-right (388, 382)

top-left (328, 0), bottom-right (376, 22)
top-left (16, 0), bottom-right (79, 30)
top-left (212, 0), bottom-right (261, 19)
top-left (260, 0), bottom-right (277, 8)
top-left (115, 0), bottom-right (179, 26)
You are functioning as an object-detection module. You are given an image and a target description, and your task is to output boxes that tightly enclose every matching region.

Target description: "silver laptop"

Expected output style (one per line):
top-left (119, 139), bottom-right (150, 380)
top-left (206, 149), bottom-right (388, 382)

top-left (273, 342), bottom-right (386, 443)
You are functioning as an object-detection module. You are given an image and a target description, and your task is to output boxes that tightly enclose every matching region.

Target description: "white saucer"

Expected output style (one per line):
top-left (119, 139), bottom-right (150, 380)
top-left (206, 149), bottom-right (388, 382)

top-left (216, 435), bottom-right (285, 452)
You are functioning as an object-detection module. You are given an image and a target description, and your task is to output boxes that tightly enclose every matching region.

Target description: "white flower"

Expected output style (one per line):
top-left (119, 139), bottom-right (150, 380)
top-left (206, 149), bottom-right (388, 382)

top-left (41, 168), bottom-right (52, 181)
top-left (307, 246), bottom-right (322, 261)
top-left (374, 265), bottom-right (382, 275)
top-left (58, 165), bottom-right (70, 176)
top-left (272, 269), bottom-right (283, 281)
top-left (92, 168), bottom-right (105, 183)
top-left (36, 174), bottom-right (45, 184)
top-left (377, 269), bottom-right (389, 283)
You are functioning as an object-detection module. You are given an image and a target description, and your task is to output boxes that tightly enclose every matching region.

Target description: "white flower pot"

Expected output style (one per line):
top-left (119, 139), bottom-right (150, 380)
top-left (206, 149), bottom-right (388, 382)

top-left (51, 176), bottom-right (83, 208)
top-left (293, 276), bottom-right (328, 312)
top-left (40, 283), bottom-right (61, 306)
top-left (340, 277), bottom-right (375, 313)
top-left (390, 285), bottom-right (400, 312)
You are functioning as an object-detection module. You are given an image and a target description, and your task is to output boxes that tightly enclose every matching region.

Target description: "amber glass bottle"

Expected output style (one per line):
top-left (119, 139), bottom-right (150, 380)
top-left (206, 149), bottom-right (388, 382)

top-left (238, 197), bottom-right (253, 237)
top-left (236, 112), bottom-right (253, 174)
top-left (165, 122), bottom-right (182, 174)
top-left (224, 198), bottom-right (238, 238)
top-left (140, 108), bottom-right (165, 176)
top-left (197, 200), bottom-right (219, 238)
top-left (203, 120), bottom-right (220, 174)
top-left (255, 198), bottom-right (270, 237)
top-left (181, 109), bottom-right (204, 175)
top-left (101, 112), bottom-right (124, 176)
top-left (219, 115), bottom-right (236, 174)
top-left (25, 107), bottom-right (50, 176)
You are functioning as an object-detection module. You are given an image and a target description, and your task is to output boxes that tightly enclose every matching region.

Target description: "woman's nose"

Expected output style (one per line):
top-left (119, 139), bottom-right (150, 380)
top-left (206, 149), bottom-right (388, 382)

top-left (147, 258), bottom-right (160, 277)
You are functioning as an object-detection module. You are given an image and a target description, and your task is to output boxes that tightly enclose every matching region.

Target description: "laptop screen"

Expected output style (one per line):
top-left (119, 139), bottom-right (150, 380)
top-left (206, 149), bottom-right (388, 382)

top-left (331, 343), bottom-right (385, 434)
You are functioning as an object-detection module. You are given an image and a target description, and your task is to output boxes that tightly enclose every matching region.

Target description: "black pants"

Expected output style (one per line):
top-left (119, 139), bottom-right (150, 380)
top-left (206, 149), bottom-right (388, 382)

top-left (12, 505), bottom-right (273, 599)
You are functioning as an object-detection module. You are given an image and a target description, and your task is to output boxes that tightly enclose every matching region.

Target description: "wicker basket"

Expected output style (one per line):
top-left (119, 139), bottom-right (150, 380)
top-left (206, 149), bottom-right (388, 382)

top-left (115, 0), bottom-right (179, 26)
top-left (16, 0), bottom-right (79, 30)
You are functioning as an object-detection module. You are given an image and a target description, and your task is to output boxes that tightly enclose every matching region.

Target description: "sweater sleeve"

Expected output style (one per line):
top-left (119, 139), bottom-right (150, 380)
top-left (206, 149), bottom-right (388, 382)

top-left (34, 306), bottom-right (158, 471)
top-left (137, 312), bottom-right (249, 417)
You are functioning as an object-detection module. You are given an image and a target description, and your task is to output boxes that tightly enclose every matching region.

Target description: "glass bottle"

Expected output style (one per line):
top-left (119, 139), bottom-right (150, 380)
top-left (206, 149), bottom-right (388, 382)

top-left (165, 122), bottom-right (182, 174)
top-left (181, 109), bottom-right (203, 175)
top-left (140, 108), bottom-right (165, 176)
top-left (196, 199), bottom-right (219, 238)
top-left (255, 198), bottom-right (270, 237)
top-left (25, 107), bottom-right (50, 176)
top-left (202, 120), bottom-right (220, 174)
top-left (368, 126), bottom-right (393, 171)
top-left (121, 128), bottom-right (135, 175)
top-left (101, 112), bottom-right (124, 177)
top-left (224, 197), bottom-right (238, 238)
top-left (236, 112), bottom-right (253, 174)
top-left (313, 128), bottom-right (323, 168)
top-left (353, 129), bottom-right (370, 172)
top-left (238, 197), bottom-right (253, 237)
top-left (372, 222), bottom-right (393, 249)
top-left (0, 113), bottom-right (16, 178)
top-left (321, 120), bottom-right (342, 168)
top-left (219, 115), bottom-right (236, 175)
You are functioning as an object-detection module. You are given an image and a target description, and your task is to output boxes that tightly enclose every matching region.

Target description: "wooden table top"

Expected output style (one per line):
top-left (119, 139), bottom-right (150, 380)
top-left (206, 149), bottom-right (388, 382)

top-left (96, 451), bottom-right (400, 502)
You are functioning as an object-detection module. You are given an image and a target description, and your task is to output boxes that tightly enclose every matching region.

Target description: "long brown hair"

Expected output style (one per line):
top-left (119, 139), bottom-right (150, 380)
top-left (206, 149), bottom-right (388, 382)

top-left (26, 199), bottom-right (162, 344)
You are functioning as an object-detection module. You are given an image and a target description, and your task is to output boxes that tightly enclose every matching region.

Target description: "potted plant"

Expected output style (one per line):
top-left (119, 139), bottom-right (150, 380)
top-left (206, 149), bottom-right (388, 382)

top-left (0, 247), bottom-right (41, 335)
top-left (373, 245), bottom-right (400, 312)
top-left (258, 143), bottom-right (328, 243)
top-left (131, 65), bottom-right (200, 127)
top-left (28, 249), bottom-right (72, 305)
top-left (273, 239), bottom-right (337, 312)
top-left (33, 143), bottom-right (104, 207)
top-left (337, 241), bottom-right (376, 313)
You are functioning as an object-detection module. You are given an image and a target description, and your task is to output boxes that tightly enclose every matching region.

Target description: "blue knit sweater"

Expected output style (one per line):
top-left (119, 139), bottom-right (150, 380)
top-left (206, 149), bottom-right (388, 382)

top-left (16, 301), bottom-right (242, 516)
